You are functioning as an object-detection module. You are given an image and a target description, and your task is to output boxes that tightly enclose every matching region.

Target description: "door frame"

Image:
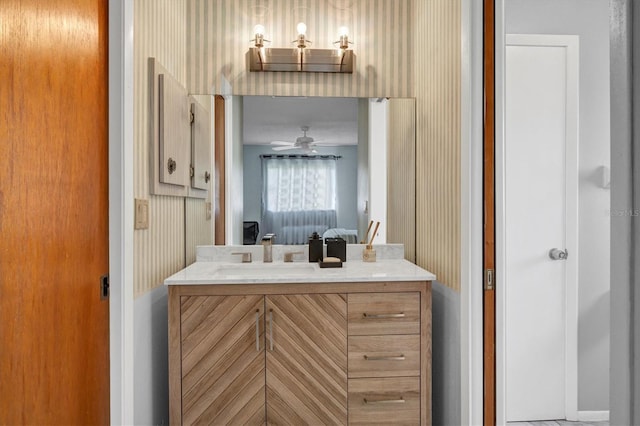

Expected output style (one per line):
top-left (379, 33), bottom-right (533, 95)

top-left (460, 0), bottom-right (485, 424)
top-left (108, 1), bottom-right (135, 424)
top-left (497, 34), bottom-right (580, 424)
top-left (476, 1), bottom-right (636, 424)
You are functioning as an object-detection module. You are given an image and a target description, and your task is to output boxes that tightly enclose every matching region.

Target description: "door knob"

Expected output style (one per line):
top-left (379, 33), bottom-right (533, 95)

top-left (549, 248), bottom-right (568, 260)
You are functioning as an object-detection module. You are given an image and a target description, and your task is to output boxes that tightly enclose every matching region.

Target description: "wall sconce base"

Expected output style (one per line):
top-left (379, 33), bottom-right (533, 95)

top-left (247, 47), bottom-right (354, 73)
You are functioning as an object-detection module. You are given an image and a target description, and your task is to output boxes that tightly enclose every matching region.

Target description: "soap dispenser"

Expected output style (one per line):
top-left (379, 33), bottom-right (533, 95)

top-left (308, 232), bottom-right (323, 262)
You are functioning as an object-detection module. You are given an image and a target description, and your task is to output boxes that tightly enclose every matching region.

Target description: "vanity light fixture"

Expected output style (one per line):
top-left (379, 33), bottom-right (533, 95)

top-left (247, 22), bottom-right (354, 73)
top-left (294, 22), bottom-right (310, 49)
top-left (334, 26), bottom-right (352, 51)
top-left (251, 24), bottom-right (269, 48)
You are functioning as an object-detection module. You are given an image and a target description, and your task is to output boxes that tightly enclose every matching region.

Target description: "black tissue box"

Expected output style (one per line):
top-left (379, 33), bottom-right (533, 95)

top-left (325, 237), bottom-right (346, 261)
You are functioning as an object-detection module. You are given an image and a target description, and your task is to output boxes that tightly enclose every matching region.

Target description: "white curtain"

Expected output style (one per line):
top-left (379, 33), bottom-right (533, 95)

top-left (261, 156), bottom-right (338, 244)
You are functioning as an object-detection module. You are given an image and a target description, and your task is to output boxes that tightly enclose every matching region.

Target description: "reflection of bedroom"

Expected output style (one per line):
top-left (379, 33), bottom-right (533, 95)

top-left (242, 96), bottom-right (363, 245)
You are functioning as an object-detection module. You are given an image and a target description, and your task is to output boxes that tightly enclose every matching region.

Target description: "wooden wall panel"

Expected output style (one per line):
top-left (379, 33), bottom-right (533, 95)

top-left (415, 0), bottom-right (462, 291)
top-left (388, 98), bottom-right (417, 262)
top-left (186, 0), bottom-right (414, 98)
top-left (214, 95), bottom-right (226, 245)
top-left (134, 0), bottom-right (188, 296)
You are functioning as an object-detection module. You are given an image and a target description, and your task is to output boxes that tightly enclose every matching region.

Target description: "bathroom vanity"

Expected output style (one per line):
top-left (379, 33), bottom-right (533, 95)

top-left (166, 248), bottom-right (434, 425)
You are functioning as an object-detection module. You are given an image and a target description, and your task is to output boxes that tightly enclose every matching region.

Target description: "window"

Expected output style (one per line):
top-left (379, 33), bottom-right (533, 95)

top-left (262, 155), bottom-right (337, 212)
top-left (260, 155), bottom-right (339, 244)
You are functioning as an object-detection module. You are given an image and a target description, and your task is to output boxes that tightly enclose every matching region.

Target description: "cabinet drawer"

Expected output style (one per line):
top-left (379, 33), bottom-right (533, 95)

top-left (348, 377), bottom-right (420, 425)
top-left (348, 292), bottom-right (420, 335)
top-left (348, 335), bottom-right (420, 378)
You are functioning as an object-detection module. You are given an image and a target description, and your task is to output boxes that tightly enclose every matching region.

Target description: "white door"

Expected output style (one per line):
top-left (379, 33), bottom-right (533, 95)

top-left (505, 35), bottom-right (579, 422)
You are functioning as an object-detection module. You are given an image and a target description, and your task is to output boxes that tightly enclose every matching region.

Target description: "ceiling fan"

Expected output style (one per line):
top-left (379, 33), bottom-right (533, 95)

top-left (270, 126), bottom-right (338, 153)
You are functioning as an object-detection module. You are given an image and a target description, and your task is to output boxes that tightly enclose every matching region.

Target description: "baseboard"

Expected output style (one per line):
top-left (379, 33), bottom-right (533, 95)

top-left (577, 411), bottom-right (609, 422)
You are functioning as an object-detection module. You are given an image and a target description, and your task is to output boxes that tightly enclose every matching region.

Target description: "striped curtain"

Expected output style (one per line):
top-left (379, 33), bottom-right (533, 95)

top-left (261, 155), bottom-right (338, 244)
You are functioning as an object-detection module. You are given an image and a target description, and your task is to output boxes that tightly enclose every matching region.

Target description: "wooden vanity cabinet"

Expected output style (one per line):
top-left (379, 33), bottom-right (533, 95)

top-left (178, 295), bottom-right (266, 425)
top-left (347, 292), bottom-right (423, 425)
top-left (169, 281), bottom-right (431, 425)
top-left (265, 294), bottom-right (348, 425)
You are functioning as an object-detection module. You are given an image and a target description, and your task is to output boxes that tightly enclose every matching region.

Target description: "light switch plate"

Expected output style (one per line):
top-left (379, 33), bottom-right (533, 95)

top-left (205, 202), bottom-right (212, 220)
top-left (135, 199), bottom-right (149, 230)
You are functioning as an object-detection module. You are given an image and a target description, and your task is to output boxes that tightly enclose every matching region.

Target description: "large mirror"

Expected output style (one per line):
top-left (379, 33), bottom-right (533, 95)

top-left (242, 96), bottom-right (362, 246)
top-left (185, 95), bottom-right (416, 260)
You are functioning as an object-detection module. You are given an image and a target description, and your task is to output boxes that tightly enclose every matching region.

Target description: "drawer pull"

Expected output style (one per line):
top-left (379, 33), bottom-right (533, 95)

top-left (363, 397), bottom-right (406, 405)
top-left (362, 312), bottom-right (405, 319)
top-left (364, 354), bottom-right (406, 361)
top-left (255, 310), bottom-right (260, 352)
top-left (269, 309), bottom-right (274, 351)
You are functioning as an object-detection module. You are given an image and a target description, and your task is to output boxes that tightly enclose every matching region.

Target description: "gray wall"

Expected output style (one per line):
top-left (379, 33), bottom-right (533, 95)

top-left (243, 144), bottom-right (359, 235)
top-left (609, 1), bottom-right (640, 423)
top-left (432, 282), bottom-right (461, 425)
top-left (506, 0), bottom-right (611, 411)
top-left (134, 286), bottom-right (169, 425)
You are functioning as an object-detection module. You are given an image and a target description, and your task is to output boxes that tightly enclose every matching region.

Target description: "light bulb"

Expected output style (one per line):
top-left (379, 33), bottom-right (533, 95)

top-left (336, 26), bottom-right (350, 51)
top-left (253, 24), bottom-right (265, 35)
top-left (296, 22), bottom-right (307, 35)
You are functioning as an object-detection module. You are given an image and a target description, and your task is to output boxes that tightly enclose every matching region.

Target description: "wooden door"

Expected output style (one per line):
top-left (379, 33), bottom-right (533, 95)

top-left (483, 0), bottom-right (497, 424)
top-left (180, 295), bottom-right (265, 425)
top-left (0, 0), bottom-right (110, 424)
top-left (266, 294), bottom-right (348, 425)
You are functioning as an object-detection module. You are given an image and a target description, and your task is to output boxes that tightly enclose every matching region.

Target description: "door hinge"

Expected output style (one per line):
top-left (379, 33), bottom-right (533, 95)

top-left (100, 274), bottom-right (109, 300)
top-left (189, 165), bottom-right (195, 178)
top-left (484, 269), bottom-right (494, 290)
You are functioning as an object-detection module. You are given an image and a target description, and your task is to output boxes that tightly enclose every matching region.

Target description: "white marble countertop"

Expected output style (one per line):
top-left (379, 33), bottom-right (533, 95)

top-left (164, 259), bottom-right (436, 285)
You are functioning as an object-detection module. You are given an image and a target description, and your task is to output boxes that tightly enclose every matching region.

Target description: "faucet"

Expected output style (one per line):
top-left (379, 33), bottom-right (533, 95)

top-left (261, 234), bottom-right (276, 262)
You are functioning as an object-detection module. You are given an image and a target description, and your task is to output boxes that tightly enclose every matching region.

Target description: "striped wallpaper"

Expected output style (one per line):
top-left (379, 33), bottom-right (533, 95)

top-left (186, 0), bottom-right (414, 98)
top-left (185, 198), bottom-right (213, 265)
top-left (415, 0), bottom-right (461, 291)
top-left (134, 0), bottom-right (189, 297)
top-left (387, 98), bottom-right (416, 263)
top-left (132, 0), bottom-right (463, 295)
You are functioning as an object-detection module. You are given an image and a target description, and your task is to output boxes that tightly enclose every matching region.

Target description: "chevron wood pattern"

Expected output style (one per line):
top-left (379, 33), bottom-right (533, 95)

top-left (348, 377), bottom-right (421, 425)
top-left (168, 282), bottom-right (430, 424)
top-left (180, 295), bottom-right (266, 425)
top-left (266, 294), bottom-right (348, 425)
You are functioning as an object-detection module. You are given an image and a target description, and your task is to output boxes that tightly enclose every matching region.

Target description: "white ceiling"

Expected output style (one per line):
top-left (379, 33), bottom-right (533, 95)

top-left (242, 96), bottom-right (359, 145)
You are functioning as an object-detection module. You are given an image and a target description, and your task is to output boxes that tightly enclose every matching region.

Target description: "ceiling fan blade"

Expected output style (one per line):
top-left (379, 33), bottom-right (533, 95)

top-left (312, 142), bottom-right (343, 147)
top-left (270, 141), bottom-right (294, 146)
top-left (272, 145), bottom-right (299, 151)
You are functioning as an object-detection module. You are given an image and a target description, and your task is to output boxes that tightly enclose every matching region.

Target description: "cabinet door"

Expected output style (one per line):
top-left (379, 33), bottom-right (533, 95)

top-left (266, 294), bottom-right (348, 425)
top-left (180, 295), bottom-right (265, 425)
